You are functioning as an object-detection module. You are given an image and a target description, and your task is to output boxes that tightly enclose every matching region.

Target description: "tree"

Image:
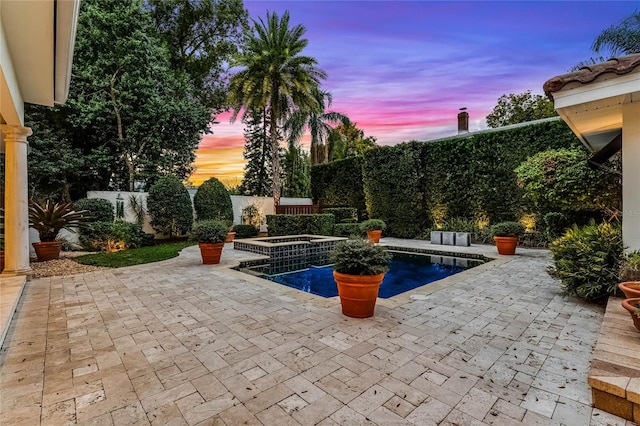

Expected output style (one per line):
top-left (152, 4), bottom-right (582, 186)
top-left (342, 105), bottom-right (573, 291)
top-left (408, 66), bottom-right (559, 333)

top-left (26, 0), bottom-right (211, 197)
top-left (514, 148), bottom-right (621, 217)
top-left (573, 11), bottom-right (640, 70)
top-left (485, 90), bottom-right (556, 128)
top-left (328, 122), bottom-right (378, 161)
top-left (229, 11), bottom-right (326, 206)
top-left (239, 108), bottom-right (274, 196)
top-left (285, 89), bottom-right (348, 165)
top-left (147, 176), bottom-right (193, 238)
top-left (146, 0), bottom-right (248, 112)
top-left (282, 145), bottom-right (311, 198)
top-left (194, 177), bottom-right (233, 222)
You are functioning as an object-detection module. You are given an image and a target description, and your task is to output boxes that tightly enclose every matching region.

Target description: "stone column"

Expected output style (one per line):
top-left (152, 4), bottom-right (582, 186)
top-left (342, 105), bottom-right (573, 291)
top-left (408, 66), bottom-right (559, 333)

top-left (622, 101), bottom-right (640, 253)
top-left (1, 125), bottom-right (32, 276)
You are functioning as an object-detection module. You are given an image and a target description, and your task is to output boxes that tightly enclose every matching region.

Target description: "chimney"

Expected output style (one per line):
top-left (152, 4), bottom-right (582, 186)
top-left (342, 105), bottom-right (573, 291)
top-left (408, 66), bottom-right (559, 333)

top-left (457, 108), bottom-right (469, 134)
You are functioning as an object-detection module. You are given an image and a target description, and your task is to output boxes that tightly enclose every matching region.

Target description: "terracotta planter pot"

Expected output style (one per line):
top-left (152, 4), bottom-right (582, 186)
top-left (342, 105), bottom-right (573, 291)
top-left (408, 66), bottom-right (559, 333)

top-left (621, 298), bottom-right (640, 331)
top-left (367, 230), bottom-right (382, 244)
top-left (333, 271), bottom-right (385, 318)
top-left (225, 232), bottom-right (236, 243)
top-left (198, 243), bottom-right (224, 264)
top-left (619, 282), bottom-right (640, 299)
top-left (32, 241), bottom-right (62, 261)
top-left (493, 236), bottom-right (518, 255)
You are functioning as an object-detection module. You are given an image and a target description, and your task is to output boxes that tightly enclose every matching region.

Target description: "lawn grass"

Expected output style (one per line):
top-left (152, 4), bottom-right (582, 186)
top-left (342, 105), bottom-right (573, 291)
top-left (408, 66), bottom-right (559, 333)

top-left (75, 241), bottom-right (195, 268)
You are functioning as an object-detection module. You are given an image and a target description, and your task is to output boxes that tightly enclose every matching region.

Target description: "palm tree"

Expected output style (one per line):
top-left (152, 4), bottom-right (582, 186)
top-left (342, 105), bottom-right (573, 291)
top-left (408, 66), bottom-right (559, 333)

top-left (285, 89), bottom-right (349, 166)
top-left (228, 11), bottom-right (326, 206)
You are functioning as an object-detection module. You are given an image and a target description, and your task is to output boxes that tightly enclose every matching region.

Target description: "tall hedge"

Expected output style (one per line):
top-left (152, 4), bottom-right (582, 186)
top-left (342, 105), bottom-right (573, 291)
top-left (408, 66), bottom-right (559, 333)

top-left (194, 177), bottom-right (233, 222)
top-left (311, 157), bottom-right (367, 219)
top-left (147, 176), bottom-right (193, 238)
top-left (314, 119), bottom-right (581, 238)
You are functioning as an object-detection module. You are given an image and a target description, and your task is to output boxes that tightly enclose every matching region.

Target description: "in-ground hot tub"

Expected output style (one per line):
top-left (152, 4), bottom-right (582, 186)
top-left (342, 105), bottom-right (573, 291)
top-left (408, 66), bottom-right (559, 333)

top-left (234, 235), bottom-right (347, 272)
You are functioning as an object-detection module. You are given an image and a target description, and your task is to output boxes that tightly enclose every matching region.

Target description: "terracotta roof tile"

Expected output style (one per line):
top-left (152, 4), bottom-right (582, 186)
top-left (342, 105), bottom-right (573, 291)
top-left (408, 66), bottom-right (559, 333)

top-left (543, 53), bottom-right (640, 99)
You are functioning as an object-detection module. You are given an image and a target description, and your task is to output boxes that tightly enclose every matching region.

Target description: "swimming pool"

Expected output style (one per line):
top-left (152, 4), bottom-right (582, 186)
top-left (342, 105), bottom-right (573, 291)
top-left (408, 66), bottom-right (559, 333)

top-left (258, 251), bottom-right (483, 298)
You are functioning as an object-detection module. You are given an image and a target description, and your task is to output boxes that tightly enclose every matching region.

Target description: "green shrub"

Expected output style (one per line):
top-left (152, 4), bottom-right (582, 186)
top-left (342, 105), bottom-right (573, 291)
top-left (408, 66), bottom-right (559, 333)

top-left (190, 220), bottom-right (228, 243)
top-left (548, 221), bottom-right (623, 301)
top-left (440, 217), bottom-right (478, 233)
top-left (311, 157), bottom-right (367, 220)
top-left (323, 207), bottom-right (357, 223)
top-left (620, 252), bottom-right (640, 282)
top-left (266, 214), bottom-right (335, 236)
top-left (360, 219), bottom-right (387, 232)
top-left (331, 238), bottom-right (390, 275)
top-left (543, 212), bottom-right (571, 241)
top-left (147, 176), bottom-right (193, 238)
top-left (232, 224), bottom-right (259, 238)
top-left (80, 220), bottom-right (154, 251)
top-left (490, 222), bottom-right (525, 238)
top-left (194, 177), bottom-right (233, 222)
top-left (333, 223), bottom-right (362, 238)
top-left (241, 204), bottom-right (263, 228)
top-left (74, 198), bottom-right (114, 222)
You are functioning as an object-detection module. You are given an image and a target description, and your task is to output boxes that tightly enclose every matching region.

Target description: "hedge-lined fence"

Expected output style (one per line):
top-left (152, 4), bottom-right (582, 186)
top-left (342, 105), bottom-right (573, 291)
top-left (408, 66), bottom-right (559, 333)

top-left (266, 214), bottom-right (335, 236)
top-left (312, 119), bottom-right (582, 238)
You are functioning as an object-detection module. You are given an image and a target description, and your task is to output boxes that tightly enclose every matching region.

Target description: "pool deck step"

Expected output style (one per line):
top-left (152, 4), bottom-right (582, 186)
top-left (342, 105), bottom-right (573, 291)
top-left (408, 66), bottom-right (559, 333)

top-left (588, 297), bottom-right (640, 422)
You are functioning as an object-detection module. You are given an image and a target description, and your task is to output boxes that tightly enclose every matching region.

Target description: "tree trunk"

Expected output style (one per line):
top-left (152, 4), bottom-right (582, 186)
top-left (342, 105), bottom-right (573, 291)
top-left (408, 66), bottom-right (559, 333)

top-left (270, 95), bottom-right (281, 207)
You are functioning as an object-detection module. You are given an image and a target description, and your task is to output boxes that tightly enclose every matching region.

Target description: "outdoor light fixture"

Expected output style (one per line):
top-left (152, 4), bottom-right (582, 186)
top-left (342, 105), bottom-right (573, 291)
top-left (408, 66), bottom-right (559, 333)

top-left (116, 193), bottom-right (124, 219)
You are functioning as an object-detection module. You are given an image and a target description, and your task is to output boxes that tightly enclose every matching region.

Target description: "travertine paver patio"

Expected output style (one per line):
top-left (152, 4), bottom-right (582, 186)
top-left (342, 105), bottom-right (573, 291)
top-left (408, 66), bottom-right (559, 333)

top-left (0, 238), bottom-right (633, 425)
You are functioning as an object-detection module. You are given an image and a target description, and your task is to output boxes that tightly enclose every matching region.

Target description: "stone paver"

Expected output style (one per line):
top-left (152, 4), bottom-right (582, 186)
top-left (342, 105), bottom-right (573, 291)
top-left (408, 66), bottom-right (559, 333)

top-left (0, 239), bottom-right (634, 425)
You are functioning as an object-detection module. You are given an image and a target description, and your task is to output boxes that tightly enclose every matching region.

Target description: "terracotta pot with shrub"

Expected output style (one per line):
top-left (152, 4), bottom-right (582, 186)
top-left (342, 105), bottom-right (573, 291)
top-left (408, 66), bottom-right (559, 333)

top-left (29, 200), bottom-right (88, 261)
top-left (619, 252), bottom-right (640, 298)
top-left (490, 221), bottom-right (525, 255)
top-left (191, 220), bottom-right (228, 264)
top-left (331, 238), bottom-right (390, 318)
top-left (360, 219), bottom-right (387, 244)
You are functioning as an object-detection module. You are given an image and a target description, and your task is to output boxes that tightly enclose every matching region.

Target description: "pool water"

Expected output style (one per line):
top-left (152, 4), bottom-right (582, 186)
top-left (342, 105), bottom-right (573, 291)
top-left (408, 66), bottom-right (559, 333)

top-left (263, 252), bottom-right (482, 298)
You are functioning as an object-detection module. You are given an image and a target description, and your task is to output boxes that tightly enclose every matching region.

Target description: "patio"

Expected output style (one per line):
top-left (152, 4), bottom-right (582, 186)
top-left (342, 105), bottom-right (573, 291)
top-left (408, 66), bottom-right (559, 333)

top-left (0, 240), bottom-right (631, 425)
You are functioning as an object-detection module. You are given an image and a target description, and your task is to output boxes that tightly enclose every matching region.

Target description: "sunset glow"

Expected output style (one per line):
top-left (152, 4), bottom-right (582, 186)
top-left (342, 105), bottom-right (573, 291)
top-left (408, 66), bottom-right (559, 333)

top-left (191, 1), bottom-right (636, 187)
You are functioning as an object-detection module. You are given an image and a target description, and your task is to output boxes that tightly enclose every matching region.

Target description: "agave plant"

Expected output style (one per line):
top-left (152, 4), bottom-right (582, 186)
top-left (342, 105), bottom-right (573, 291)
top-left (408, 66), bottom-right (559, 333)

top-left (29, 200), bottom-right (89, 242)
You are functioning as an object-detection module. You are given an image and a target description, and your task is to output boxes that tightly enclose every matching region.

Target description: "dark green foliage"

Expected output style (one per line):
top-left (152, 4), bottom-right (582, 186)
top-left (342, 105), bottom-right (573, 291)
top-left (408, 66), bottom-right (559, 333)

top-left (330, 238), bottom-right (390, 275)
top-left (240, 109), bottom-right (274, 196)
top-left (266, 214), bottom-right (334, 236)
top-left (543, 212), bottom-right (571, 241)
top-left (323, 207), bottom-right (357, 223)
top-left (362, 145), bottom-right (423, 238)
top-left (549, 221), bottom-right (623, 301)
top-left (282, 145), bottom-right (311, 198)
top-left (311, 157), bottom-right (367, 219)
top-left (190, 220), bottom-right (228, 243)
top-left (515, 148), bottom-right (620, 215)
top-left (362, 120), bottom-right (580, 237)
top-left (232, 224), bottom-right (259, 238)
top-left (194, 177), bottom-right (233, 222)
top-left (74, 198), bottom-right (114, 223)
top-left (80, 220), bottom-right (154, 251)
top-left (359, 219), bottom-right (387, 232)
top-left (76, 241), bottom-right (193, 267)
top-left (147, 176), bottom-right (193, 238)
top-left (486, 91), bottom-right (556, 128)
top-left (490, 222), bottom-right (525, 238)
top-left (333, 223), bottom-right (362, 238)
top-left (620, 252), bottom-right (640, 282)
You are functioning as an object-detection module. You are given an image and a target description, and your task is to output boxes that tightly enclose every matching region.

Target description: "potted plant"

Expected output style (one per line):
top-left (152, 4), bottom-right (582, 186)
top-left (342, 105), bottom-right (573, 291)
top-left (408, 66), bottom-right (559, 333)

top-left (619, 252), bottom-right (640, 298)
top-left (490, 221), bottom-right (525, 255)
top-left (621, 298), bottom-right (640, 331)
top-left (224, 221), bottom-right (236, 243)
top-left (331, 238), bottom-right (390, 318)
top-left (29, 200), bottom-right (88, 261)
top-left (191, 220), bottom-right (228, 264)
top-left (360, 219), bottom-right (387, 244)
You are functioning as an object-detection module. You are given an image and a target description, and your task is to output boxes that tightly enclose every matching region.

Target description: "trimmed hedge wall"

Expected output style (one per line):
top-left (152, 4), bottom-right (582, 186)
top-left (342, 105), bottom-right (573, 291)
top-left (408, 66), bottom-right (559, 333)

top-left (311, 157), bottom-right (367, 219)
top-left (266, 214), bottom-right (335, 236)
top-left (313, 120), bottom-right (582, 238)
top-left (323, 207), bottom-right (357, 223)
top-left (333, 223), bottom-right (362, 237)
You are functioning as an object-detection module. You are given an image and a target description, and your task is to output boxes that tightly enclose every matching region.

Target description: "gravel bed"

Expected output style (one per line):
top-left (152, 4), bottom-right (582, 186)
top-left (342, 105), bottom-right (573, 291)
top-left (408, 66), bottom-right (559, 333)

top-left (30, 252), bottom-right (107, 278)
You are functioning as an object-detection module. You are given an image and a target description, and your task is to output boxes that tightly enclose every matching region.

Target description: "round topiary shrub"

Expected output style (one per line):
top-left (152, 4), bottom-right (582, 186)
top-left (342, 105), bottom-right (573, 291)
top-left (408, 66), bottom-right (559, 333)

top-left (490, 221), bottom-right (525, 238)
top-left (194, 177), bottom-right (233, 222)
top-left (74, 198), bottom-right (114, 222)
top-left (147, 176), bottom-right (193, 238)
top-left (331, 238), bottom-right (390, 276)
top-left (191, 220), bottom-right (228, 244)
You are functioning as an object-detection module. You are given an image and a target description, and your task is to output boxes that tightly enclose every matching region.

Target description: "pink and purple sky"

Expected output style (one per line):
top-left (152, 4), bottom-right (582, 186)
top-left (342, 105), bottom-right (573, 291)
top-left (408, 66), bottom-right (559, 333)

top-left (190, 1), bottom-right (638, 187)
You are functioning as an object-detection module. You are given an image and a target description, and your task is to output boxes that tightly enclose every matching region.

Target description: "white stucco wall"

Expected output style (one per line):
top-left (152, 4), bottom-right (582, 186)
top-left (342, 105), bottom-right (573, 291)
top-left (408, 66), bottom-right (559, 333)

top-left (622, 102), bottom-right (640, 252)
